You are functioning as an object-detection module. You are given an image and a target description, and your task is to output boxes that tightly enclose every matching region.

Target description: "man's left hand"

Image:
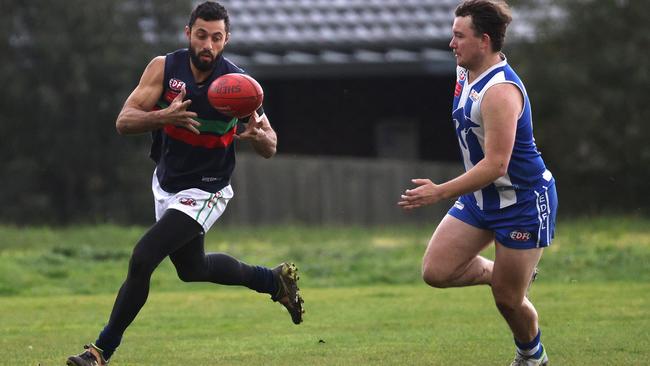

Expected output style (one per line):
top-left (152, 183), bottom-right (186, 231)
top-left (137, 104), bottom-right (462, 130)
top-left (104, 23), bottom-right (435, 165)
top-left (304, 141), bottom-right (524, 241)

top-left (235, 111), bottom-right (266, 141)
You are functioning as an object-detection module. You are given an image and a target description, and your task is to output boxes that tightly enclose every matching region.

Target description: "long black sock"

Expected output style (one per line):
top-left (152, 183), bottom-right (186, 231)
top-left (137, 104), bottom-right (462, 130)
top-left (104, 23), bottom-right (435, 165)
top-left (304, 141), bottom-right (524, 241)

top-left (170, 237), bottom-right (278, 294)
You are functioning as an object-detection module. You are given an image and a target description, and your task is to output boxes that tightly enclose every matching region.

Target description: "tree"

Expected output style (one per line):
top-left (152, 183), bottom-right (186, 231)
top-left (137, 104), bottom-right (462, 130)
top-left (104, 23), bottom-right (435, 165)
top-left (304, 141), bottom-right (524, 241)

top-left (0, 0), bottom-right (191, 223)
top-left (510, 0), bottom-right (650, 214)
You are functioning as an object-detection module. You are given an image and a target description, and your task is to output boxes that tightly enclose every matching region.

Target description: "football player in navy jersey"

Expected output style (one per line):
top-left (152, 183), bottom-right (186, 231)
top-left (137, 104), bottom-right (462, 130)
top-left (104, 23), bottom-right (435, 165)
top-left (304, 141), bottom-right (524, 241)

top-left (399, 1), bottom-right (556, 365)
top-left (67, 3), bottom-right (303, 365)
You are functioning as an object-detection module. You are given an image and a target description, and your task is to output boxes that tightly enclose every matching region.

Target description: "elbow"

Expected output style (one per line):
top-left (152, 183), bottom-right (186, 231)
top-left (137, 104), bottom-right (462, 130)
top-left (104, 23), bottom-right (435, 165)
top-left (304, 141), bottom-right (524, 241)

top-left (115, 111), bottom-right (129, 135)
top-left (115, 119), bottom-right (128, 135)
top-left (495, 164), bottom-right (508, 178)
top-left (485, 158), bottom-right (509, 179)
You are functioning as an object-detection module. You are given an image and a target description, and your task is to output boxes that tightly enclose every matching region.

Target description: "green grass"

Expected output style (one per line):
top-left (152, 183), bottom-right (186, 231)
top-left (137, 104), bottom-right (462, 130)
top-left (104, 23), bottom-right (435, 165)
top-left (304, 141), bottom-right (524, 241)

top-left (1, 216), bottom-right (649, 297)
top-left (0, 216), bottom-right (649, 364)
top-left (1, 284), bottom-right (649, 365)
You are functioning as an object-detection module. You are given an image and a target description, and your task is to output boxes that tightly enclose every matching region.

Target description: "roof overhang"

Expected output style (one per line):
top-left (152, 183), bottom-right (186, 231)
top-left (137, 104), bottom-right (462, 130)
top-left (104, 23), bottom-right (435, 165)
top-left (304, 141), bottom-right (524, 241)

top-left (226, 47), bottom-right (456, 79)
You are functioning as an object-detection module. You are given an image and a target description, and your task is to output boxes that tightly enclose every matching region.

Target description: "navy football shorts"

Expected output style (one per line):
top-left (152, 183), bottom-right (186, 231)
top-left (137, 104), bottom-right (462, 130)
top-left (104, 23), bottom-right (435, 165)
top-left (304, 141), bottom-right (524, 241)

top-left (448, 182), bottom-right (558, 249)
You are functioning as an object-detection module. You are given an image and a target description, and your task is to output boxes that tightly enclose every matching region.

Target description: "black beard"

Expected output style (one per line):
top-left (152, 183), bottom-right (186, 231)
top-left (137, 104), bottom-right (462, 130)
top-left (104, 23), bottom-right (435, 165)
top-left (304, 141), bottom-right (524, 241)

top-left (189, 48), bottom-right (220, 72)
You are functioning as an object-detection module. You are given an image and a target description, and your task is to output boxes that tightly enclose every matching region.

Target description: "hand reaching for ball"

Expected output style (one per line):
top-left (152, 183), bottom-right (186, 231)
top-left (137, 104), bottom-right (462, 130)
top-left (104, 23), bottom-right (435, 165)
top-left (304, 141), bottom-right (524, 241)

top-left (164, 87), bottom-right (201, 134)
top-left (234, 110), bottom-right (277, 158)
top-left (234, 111), bottom-right (265, 141)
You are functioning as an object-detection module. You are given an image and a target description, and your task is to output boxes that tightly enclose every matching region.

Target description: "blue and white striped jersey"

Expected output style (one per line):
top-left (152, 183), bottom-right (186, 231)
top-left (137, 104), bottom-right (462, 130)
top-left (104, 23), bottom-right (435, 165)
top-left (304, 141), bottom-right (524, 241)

top-left (452, 56), bottom-right (552, 210)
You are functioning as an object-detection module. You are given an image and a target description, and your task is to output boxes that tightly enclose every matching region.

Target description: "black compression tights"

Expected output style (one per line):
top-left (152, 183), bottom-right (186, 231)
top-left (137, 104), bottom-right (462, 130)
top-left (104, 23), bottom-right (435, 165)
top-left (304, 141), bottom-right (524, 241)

top-left (96, 209), bottom-right (275, 357)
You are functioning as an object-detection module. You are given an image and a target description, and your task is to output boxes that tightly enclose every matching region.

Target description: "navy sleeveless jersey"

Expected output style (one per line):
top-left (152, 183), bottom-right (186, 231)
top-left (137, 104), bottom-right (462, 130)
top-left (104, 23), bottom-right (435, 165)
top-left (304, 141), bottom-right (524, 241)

top-left (452, 57), bottom-right (553, 210)
top-left (150, 49), bottom-right (245, 193)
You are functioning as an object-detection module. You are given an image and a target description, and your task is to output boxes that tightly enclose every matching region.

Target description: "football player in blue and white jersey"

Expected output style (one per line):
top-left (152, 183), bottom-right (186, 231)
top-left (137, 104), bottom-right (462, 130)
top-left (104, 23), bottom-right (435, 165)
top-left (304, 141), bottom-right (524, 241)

top-left (399, 1), bottom-right (557, 365)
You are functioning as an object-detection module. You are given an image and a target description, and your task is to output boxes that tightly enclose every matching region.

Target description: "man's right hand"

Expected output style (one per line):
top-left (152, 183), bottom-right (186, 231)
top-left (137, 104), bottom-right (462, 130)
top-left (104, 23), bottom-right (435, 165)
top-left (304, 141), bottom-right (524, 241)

top-left (163, 87), bottom-right (201, 134)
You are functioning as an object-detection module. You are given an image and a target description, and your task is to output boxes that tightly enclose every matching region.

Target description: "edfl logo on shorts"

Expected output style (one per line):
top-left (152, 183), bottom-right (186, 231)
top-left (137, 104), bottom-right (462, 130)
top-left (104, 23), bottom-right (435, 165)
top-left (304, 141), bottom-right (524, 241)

top-left (509, 230), bottom-right (531, 242)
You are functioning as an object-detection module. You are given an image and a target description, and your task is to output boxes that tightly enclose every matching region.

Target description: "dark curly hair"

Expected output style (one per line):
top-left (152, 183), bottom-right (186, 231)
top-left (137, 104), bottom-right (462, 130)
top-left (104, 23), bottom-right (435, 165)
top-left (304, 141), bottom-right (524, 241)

top-left (188, 1), bottom-right (230, 33)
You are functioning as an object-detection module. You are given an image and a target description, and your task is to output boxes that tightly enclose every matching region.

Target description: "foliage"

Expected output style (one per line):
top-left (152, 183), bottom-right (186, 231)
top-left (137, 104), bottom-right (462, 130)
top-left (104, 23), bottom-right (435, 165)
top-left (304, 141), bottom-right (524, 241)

top-left (0, 0), bottom-right (191, 224)
top-left (509, 0), bottom-right (650, 214)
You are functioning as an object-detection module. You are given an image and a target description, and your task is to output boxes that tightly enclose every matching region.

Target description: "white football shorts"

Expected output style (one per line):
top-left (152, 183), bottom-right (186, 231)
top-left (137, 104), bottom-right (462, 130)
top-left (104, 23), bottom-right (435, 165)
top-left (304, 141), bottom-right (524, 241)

top-left (152, 171), bottom-right (234, 233)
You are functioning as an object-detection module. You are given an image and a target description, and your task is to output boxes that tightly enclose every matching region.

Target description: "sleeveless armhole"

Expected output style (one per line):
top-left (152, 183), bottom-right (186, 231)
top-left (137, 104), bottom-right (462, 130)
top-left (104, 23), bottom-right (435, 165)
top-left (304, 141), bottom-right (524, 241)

top-left (477, 81), bottom-right (526, 119)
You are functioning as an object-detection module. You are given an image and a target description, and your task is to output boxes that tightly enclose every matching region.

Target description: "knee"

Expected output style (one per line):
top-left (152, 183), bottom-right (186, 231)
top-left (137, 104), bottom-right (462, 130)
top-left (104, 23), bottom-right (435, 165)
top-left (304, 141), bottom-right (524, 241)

top-left (128, 253), bottom-right (156, 279)
top-left (175, 267), bottom-right (203, 283)
top-left (128, 247), bottom-right (159, 279)
top-left (173, 259), bottom-right (207, 282)
top-left (422, 262), bottom-right (453, 288)
top-left (491, 285), bottom-right (523, 315)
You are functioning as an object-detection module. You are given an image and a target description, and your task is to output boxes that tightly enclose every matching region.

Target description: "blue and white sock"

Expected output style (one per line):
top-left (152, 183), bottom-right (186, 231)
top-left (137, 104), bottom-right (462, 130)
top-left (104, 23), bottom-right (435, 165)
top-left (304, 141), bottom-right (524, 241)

top-left (515, 329), bottom-right (544, 359)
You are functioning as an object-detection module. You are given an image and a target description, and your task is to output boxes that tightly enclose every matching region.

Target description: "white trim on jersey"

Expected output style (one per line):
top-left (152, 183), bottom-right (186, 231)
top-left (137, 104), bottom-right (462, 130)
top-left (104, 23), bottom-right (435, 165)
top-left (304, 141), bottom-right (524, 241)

top-left (496, 174), bottom-right (517, 208)
top-left (474, 189), bottom-right (484, 210)
top-left (460, 62), bottom-right (517, 210)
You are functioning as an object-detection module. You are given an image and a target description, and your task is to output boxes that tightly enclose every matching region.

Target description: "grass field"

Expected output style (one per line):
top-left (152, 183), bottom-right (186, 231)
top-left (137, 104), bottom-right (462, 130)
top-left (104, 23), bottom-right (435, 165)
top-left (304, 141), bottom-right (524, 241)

top-left (1, 217), bottom-right (649, 365)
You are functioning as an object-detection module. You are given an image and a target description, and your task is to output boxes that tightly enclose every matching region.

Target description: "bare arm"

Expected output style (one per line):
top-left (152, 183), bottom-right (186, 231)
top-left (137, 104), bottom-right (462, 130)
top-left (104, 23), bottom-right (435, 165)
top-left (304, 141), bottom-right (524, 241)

top-left (399, 83), bottom-right (523, 209)
top-left (234, 110), bottom-right (277, 158)
top-left (115, 56), bottom-right (200, 135)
